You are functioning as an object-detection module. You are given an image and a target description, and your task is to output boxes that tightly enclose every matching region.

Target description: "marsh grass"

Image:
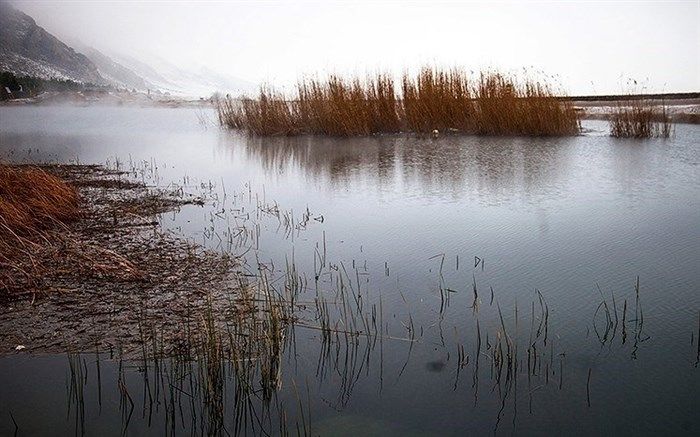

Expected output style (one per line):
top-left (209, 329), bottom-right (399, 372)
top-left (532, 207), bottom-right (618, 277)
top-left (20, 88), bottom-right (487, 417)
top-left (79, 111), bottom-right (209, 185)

top-left (0, 163), bottom-right (212, 297)
top-left (218, 67), bottom-right (581, 137)
top-left (0, 163), bottom-right (79, 234)
top-left (401, 67), bottom-right (473, 133)
top-left (473, 73), bottom-right (580, 135)
top-left (609, 96), bottom-right (673, 138)
top-left (0, 164), bottom-right (79, 290)
top-left (297, 74), bottom-right (402, 135)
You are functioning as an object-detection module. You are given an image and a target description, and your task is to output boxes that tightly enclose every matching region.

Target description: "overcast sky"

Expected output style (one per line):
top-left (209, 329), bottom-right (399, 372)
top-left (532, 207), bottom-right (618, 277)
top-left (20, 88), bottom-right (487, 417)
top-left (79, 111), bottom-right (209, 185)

top-left (12, 0), bottom-right (700, 95)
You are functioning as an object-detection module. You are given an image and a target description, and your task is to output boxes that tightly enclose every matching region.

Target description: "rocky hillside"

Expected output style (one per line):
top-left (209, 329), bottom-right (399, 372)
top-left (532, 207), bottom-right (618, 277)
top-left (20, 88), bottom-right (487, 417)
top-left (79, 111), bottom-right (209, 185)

top-left (0, 2), bottom-right (104, 84)
top-left (79, 46), bottom-right (153, 91)
top-left (0, 2), bottom-right (251, 96)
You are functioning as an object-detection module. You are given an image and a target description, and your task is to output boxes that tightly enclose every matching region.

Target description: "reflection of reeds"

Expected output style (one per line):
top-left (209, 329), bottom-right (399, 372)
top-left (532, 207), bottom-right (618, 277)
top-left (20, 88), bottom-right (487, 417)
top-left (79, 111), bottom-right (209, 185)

top-left (218, 68), bottom-right (581, 137)
top-left (67, 353), bottom-right (86, 435)
top-left (695, 311), bottom-right (699, 368)
top-left (590, 277), bottom-right (649, 358)
top-left (29, 163), bottom-right (669, 434)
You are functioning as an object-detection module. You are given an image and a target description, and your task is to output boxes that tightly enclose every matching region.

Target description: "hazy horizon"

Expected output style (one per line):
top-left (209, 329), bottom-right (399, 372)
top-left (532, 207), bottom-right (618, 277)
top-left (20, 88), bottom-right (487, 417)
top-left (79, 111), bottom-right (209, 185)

top-left (10, 0), bottom-right (700, 95)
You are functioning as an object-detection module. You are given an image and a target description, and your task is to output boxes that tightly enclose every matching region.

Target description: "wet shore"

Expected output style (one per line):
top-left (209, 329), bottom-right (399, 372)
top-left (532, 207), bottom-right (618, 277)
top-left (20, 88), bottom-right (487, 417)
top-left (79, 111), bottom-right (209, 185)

top-left (0, 164), bottom-right (244, 356)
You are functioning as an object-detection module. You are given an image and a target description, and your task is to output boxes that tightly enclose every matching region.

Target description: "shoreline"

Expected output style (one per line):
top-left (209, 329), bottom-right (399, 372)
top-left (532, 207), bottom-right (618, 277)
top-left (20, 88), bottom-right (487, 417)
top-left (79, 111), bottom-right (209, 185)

top-left (0, 164), bottom-right (248, 357)
top-left (2, 91), bottom-right (698, 124)
top-left (0, 89), bottom-right (215, 108)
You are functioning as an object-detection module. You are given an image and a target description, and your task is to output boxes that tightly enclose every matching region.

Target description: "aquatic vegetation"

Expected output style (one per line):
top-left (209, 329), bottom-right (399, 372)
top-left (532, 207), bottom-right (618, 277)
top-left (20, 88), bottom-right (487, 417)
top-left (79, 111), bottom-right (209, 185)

top-left (218, 67), bottom-right (582, 137)
top-left (296, 73), bottom-right (402, 136)
top-left (55, 265), bottom-right (660, 436)
top-left (608, 81), bottom-right (674, 138)
top-left (403, 68), bottom-right (581, 136)
top-left (401, 67), bottom-right (473, 133)
top-left (609, 96), bottom-right (673, 138)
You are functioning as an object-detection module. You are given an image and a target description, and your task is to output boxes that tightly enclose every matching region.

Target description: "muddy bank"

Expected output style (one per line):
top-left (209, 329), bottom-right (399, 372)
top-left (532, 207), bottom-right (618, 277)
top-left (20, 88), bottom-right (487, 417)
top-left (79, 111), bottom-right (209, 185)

top-left (0, 164), bottom-right (249, 356)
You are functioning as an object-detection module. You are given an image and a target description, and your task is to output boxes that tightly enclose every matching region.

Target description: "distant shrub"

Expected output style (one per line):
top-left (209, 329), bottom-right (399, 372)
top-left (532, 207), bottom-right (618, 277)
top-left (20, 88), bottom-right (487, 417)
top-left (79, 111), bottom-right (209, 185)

top-left (0, 71), bottom-right (101, 100)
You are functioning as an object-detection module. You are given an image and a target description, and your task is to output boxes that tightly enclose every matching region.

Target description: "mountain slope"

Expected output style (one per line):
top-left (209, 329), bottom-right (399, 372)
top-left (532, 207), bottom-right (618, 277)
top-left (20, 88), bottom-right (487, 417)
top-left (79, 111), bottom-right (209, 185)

top-left (0, 2), bottom-right (253, 96)
top-left (0, 2), bottom-right (103, 84)
top-left (79, 46), bottom-right (153, 91)
top-left (110, 52), bottom-right (255, 97)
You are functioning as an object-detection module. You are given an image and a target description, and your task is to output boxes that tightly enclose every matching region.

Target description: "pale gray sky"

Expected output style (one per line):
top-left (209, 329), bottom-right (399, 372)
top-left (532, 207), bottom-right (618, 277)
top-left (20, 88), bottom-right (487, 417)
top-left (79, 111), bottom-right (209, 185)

top-left (13, 0), bottom-right (700, 95)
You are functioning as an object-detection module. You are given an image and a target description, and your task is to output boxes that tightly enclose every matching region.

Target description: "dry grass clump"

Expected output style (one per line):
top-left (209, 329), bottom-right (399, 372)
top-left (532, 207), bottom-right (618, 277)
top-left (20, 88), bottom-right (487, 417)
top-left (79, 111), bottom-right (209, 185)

top-left (473, 73), bottom-right (580, 136)
top-left (401, 67), bottom-right (473, 133)
top-left (220, 86), bottom-right (299, 136)
top-left (0, 163), bottom-right (222, 297)
top-left (0, 164), bottom-right (80, 291)
top-left (218, 67), bottom-right (581, 137)
top-left (220, 74), bottom-right (402, 136)
top-left (296, 74), bottom-right (401, 135)
top-left (0, 164), bottom-right (79, 235)
top-left (609, 97), bottom-right (673, 138)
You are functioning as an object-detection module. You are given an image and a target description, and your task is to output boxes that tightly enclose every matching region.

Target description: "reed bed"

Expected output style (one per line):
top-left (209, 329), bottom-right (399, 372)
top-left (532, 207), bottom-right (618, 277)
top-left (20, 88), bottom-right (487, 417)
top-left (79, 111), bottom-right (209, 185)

top-left (609, 97), bottom-right (673, 138)
top-left (218, 67), bottom-right (581, 137)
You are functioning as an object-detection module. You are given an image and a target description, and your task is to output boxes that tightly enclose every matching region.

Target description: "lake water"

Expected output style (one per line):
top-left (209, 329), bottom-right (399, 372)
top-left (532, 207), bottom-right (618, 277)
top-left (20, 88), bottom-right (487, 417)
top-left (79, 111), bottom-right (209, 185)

top-left (1, 105), bottom-right (698, 436)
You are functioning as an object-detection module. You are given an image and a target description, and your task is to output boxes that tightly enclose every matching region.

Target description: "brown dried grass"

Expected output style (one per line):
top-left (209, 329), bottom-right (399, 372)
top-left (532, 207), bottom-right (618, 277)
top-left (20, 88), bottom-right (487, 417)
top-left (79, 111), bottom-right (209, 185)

top-left (609, 98), bottom-right (673, 138)
top-left (0, 164), bottom-right (80, 292)
top-left (218, 67), bottom-right (581, 137)
top-left (0, 164), bottom-right (79, 235)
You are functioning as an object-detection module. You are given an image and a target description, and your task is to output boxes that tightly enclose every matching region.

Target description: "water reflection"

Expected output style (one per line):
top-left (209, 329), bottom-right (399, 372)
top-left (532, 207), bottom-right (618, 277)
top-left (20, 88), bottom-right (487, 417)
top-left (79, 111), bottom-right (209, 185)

top-left (218, 133), bottom-right (596, 206)
top-left (213, 126), bottom-right (698, 213)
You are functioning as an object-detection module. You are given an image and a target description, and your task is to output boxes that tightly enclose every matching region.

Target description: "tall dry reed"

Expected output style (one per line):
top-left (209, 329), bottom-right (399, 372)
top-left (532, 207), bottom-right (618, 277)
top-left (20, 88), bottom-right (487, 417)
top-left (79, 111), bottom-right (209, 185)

top-left (401, 67), bottom-right (474, 133)
top-left (609, 97), bottom-right (673, 138)
top-left (473, 73), bottom-right (580, 135)
top-left (218, 67), bottom-right (581, 137)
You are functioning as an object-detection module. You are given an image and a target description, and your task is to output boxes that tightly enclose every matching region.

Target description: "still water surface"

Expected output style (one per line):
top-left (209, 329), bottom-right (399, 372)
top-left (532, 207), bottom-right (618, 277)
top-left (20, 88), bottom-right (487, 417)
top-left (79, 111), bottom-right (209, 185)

top-left (0, 106), bottom-right (698, 435)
